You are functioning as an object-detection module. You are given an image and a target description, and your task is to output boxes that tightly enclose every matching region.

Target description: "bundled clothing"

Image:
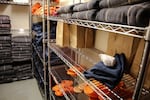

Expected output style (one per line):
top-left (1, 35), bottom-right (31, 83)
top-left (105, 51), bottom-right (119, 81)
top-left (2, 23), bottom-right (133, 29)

top-left (84, 53), bottom-right (126, 89)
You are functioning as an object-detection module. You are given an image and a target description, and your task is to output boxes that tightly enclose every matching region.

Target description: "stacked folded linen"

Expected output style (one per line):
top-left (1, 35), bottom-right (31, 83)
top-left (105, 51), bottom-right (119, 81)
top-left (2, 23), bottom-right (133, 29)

top-left (96, 1), bottom-right (150, 27)
top-left (0, 15), bottom-right (11, 31)
top-left (0, 33), bottom-right (12, 65)
top-left (11, 34), bottom-right (32, 80)
top-left (12, 35), bottom-right (32, 62)
top-left (57, 0), bottom-right (150, 27)
top-left (13, 61), bottom-right (32, 80)
top-left (0, 65), bottom-right (14, 83)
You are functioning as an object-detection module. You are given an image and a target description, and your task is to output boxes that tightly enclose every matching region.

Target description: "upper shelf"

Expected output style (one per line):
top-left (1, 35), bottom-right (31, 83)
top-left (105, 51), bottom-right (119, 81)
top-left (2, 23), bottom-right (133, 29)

top-left (0, 1), bottom-right (30, 6)
top-left (48, 16), bottom-right (150, 40)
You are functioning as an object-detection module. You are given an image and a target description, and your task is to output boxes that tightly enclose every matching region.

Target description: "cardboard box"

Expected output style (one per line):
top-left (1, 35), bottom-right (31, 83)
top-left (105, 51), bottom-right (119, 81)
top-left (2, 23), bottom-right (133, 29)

top-left (56, 21), bottom-right (70, 47)
top-left (69, 24), bottom-right (94, 48)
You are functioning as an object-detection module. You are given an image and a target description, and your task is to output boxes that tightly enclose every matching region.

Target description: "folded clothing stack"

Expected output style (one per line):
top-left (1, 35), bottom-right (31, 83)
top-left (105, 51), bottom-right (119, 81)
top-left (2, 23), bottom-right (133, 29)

top-left (96, 0), bottom-right (150, 27)
top-left (12, 35), bottom-right (31, 62)
top-left (12, 35), bottom-right (32, 80)
top-left (32, 22), bottom-right (63, 65)
top-left (57, 0), bottom-right (150, 27)
top-left (0, 33), bottom-right (12, 64)
top-left (57, 0), bottom-right (100, 20)
top-left (0, 15), bottom-right (11, 31)
top-left (0, 65), bottom-right (14, 83)
top-left (13, 60), bottom-right (32, 80)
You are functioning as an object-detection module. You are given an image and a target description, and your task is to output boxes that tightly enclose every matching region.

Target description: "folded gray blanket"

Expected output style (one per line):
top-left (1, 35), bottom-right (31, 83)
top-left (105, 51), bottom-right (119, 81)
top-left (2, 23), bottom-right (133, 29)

top-left (59, 13), bottom-right (72, 18)
top-left (0, 65), bottom-right (12, 72)
top-left (72, 9), bottom-right (98, 20)
top-left (12, 37), bottom-right (31, 43)
top-left (73, 0), bottom-right (100, 12)
top-left (95, 1), bottom-right (150, 27)
top-left (99, 0), bottom-right (148, 8)
top-left (57, 3), bottom-right (80, 14)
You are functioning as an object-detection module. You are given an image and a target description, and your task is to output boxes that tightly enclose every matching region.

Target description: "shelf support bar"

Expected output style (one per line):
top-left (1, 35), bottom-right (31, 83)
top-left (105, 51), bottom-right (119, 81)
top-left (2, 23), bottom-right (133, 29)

top-left (132, 23), bottom-right (150, 100)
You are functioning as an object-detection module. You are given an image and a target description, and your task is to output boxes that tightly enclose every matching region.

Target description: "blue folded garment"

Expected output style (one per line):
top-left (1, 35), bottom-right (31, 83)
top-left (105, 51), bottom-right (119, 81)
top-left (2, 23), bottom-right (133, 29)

top-left (83, 53), bottom-right (125, 89)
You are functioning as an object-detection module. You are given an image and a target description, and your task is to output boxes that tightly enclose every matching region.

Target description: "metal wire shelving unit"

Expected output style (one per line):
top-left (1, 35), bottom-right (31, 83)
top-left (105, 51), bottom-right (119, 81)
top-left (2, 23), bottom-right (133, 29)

top-left (0, 1), bottom-right (30, 6)
top-left (47, 15), bottom-right (150, 100)
top-left (33, 0), bottom-right (150, 100)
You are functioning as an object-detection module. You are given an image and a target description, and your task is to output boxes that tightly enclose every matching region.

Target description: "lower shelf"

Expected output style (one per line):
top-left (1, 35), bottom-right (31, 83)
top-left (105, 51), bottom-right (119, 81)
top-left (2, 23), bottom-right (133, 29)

top-left (48, 43), bottom-right (150, 100)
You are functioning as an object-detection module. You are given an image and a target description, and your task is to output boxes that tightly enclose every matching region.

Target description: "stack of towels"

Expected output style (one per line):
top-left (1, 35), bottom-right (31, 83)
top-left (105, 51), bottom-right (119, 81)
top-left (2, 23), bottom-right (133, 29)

top-left (57, 0), bottom-right (150, 27)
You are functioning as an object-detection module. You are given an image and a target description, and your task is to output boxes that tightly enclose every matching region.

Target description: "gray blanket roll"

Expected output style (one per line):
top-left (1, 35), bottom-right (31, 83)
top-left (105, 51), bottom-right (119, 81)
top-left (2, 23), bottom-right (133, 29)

top-left (99, 0), bottom-right (148, 8)
top-left (72, 9), bottom-right (98, 20)
top-left (73, 0), bottom-right (100, 12)
top-left (95, 1), bottom-right (150, 27)
top-left (57, 3), bottom-right (80, 14)
top-left (59, 13), bottom-right (72, 18)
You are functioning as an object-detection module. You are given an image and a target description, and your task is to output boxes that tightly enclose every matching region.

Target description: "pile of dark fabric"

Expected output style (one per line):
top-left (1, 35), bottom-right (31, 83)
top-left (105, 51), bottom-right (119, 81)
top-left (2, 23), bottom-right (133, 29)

top-left (84, 53), bottom-right (126, 89)
top-left (0, 15), bottom-right (14, 83)
top-left (12, 34), bottom-right (32, 80)
top-left (57, 0), bottom-right (150, 27)
top-left (32, 21), bottom-right (64, 90)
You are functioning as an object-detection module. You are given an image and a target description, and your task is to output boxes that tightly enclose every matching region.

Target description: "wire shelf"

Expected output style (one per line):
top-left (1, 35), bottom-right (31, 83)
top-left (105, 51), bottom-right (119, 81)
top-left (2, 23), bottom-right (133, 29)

top-left (0, 1), bottom-right (30, 6)
top-left (48, 43), bottom-right (123, 100)
top-left (49, 65), bottom-right (75, 100)
top-left (48, 16), bottom-right (148, 39)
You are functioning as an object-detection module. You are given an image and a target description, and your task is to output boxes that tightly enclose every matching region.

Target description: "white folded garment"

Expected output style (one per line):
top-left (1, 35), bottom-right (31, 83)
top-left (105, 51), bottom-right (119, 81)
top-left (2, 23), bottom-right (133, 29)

top-left (99, 54), bottom-right (116, 67)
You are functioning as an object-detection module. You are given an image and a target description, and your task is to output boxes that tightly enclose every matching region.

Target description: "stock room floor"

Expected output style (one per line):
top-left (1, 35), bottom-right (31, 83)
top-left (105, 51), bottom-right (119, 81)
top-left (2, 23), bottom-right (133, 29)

top-left (0, 78), bottom-right (43, 100)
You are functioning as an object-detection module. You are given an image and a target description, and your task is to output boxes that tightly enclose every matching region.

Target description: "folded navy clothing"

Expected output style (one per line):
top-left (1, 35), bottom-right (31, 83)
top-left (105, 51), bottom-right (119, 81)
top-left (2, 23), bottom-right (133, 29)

top-left (83, 53), bottom-right (125, 89)
top-left (73, 0), bottom-right (100, 12)
top-left (99, 0), bottom-right (148, 8)
top-left (96, 1), bottom-right (150, 27)
top-left (72, 9), bottom-right (99, 20)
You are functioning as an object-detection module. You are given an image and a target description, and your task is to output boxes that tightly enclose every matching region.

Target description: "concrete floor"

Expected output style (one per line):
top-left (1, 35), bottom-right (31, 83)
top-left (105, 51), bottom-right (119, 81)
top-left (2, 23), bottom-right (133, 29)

top-left (0, 78), bottom-right (43, 100)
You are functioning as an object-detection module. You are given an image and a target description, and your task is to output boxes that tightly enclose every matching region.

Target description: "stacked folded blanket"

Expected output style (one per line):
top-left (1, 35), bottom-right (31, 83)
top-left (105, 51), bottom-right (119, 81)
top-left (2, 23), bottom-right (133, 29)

top-left (12, 35), bottom-right (32, 62)
top-left (0, 34), bottom-right (12, 64)
top-left (12, 35), bottom-right (32, 80)
top-left (13, 60), bottom-right (32, 80)
top-left (57, 0), bottom-right (150, 27)
top-left (57, 0), bottom-right (100, 20)
top-left (0, 64), bottom-right (14, 83)
top-left (96, 1), bottom-right (150, 27)
top-left (0, 15), bottom-right (11, 31)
